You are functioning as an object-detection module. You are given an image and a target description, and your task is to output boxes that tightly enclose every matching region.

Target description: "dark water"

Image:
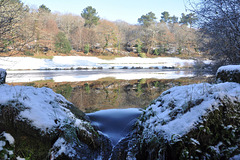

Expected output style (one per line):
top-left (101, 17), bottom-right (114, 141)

top-left (87, 108), bottom-right (142, 145)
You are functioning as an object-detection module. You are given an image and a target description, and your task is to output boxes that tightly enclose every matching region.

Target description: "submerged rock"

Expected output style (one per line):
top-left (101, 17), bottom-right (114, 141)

top-left (113, 82), bottom-right (240, 160)
top-left (0, 85), bottom-right (112, 159)
top-left (216, 65), bottom-right (240, 83)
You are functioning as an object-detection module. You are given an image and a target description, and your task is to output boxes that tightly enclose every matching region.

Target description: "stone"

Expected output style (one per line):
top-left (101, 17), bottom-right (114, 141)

top-left (216, 65), bottom-right (240, 83)
top-left (0, 68), bottom-right (6, 84)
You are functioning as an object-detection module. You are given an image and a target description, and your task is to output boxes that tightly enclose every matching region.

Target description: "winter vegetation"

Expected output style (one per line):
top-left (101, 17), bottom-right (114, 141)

top-left (191, 0), bottom-right (240, 68)
top-left (0, 0), bottom-right (200, 58)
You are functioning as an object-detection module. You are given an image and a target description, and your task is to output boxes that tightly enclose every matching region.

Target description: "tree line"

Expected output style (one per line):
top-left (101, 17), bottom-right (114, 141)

top-left (0, 0), bottom-right (201, 57)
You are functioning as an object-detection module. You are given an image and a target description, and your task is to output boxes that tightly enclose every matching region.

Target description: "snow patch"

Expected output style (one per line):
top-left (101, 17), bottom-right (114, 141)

top-left (51, 137), bottom-right (77, 159)
top-left (3, 132), bottom-right (14, 145)
top-left (217, 65), bottom-right (240, 73)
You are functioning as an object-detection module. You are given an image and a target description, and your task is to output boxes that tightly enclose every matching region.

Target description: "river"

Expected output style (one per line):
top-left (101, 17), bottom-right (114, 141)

top-left (6, 69), bottom-right (213, 145)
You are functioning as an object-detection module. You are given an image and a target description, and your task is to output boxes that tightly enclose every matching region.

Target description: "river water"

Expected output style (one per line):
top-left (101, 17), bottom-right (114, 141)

top-left (87, 108), bottom-right (142, 145)
top-left (6, 69), bottom-right (195, 83)
top-left (7, 69), bottom-right (213, 145)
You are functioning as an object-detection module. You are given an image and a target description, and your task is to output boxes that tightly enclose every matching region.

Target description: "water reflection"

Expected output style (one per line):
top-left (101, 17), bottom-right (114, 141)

top-left (6, 69), bottom-right (196, 83)
top-left (8, 74), bottom-right (214, 112)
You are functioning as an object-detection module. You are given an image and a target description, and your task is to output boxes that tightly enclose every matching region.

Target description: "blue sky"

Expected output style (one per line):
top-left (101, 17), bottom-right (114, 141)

top-left (22, 0), bottom-right (191, 24)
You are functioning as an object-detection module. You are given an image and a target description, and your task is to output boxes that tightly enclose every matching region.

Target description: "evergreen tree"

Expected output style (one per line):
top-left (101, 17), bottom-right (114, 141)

top-left (169, 15), bottom-right (178, 23)
top-left (55, 32), bottom-right (72, 54)
top-left (138, 12), bottom-right (157, 27)
top-left (84, 44), bottom-right (90, 54)
top-left (180, 13), bottom-right (197, 27)
top-left (0, 0), bottom-right (24, 47)
top-left (160, 11), bottom-right (170, 23)
top-left (179, 13), bottom-right (188, 25)
top-left (38, 4), bottom-right (51, 13)
top-left (81, 6), bottom-right (100, 28)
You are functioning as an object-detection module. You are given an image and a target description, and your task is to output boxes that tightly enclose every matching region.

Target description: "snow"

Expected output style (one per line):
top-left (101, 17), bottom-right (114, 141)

top-left (0, 141), bottom-right (6, 151)
top-left (141, 82), bottom-right (240, 141)
top-left (3, 132), bottom-right (14, 145)
top-left (16, 157), bottom-right (25, 160)
top-left (231, 154), bottom-right (240, 160)
top-left (217, 65), bottom-right (240, 73)
top-left (0, 68), bottom-right (6, 72)
top-left (51, 137), bottom-right (78, 160)
top-left (0, 84), bottom-right (87, 133)
top-left (0, 56), bottom-right (197, 70)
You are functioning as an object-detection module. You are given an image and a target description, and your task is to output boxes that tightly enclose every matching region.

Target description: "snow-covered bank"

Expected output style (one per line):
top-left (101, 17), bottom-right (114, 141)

top-left (0, 56), bottom-right (201, 70)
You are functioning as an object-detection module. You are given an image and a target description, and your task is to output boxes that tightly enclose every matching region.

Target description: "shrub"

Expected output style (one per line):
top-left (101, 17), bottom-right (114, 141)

top-left (153, 49), bottom-right (160, 56)
top-left (54, 32), bottom-right (72, 54)
top-left (24, 51), bottom-right (34, 56)
top-left (84, 83), bottom-right (90, 94)
top-left (84, 44), bottom-right (90, 54)
top-left (138, 52), bottom-right (146, 58)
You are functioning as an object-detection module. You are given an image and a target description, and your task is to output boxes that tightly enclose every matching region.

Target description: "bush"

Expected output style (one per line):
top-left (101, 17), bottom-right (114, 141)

top-left (54, 32), bottom-right (72, 54)
top-left (138, 52), bottom-right (146, 58)
top-left (24, 51), bottom-right (34, 56)
top-left (153, 49), bottom-right (160, 56)
top-left (84, 44), bottom-right (90, 54)
top-left (136, 39), bottom-right (142, 53)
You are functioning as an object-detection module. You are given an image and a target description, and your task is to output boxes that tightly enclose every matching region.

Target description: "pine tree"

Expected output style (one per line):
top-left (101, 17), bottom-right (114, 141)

top-left (160, 11), bottom-right (170, 23)
top-left (138, 12), bottom-right (157, 27)
top-left (81, 6), bottom-right (100, 28)
top-left (38, 4), bottom-right (51, 13)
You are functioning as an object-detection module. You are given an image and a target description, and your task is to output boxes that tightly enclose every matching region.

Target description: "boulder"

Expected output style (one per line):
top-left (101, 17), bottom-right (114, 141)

top-left (216, 65), bottom-right (240, 83)
top-left (112, 82), bottom-right (240, 160)
top-left (0, 69), bottom-right (6, 84)
top-left (0, 85), bottom-right (112, 159)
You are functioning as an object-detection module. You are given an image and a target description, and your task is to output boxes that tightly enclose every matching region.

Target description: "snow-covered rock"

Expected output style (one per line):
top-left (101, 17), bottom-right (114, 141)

top-left (112, 82), bottom-right (240, 160)
top-left (216, 65), bottom-right (240, 83)
top-left (0, 68), bottom-right (6, 84)
top-left (0, 84), bottom-right (112, 159)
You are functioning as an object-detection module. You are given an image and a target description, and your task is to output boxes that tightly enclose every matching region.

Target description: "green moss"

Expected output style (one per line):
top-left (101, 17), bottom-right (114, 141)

top-left (55, 84), bottom-right (73, 99)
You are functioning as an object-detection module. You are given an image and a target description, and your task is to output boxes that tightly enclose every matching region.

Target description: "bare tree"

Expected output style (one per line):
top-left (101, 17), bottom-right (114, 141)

top-left (192, 0), bottom-right (240, 65)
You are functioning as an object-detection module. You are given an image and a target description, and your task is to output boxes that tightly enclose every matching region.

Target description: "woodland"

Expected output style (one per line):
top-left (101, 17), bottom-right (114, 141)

top-left (0, 0), bottom-right (199, 58)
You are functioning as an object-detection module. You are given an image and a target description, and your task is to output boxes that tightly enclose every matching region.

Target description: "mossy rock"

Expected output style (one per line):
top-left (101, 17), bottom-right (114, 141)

top-left (0, 85), bottom-right (112, 160)
top-left (112, 83), bottom-right (240, 160)
top-left (216, 65), bottom-right (240, 83)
